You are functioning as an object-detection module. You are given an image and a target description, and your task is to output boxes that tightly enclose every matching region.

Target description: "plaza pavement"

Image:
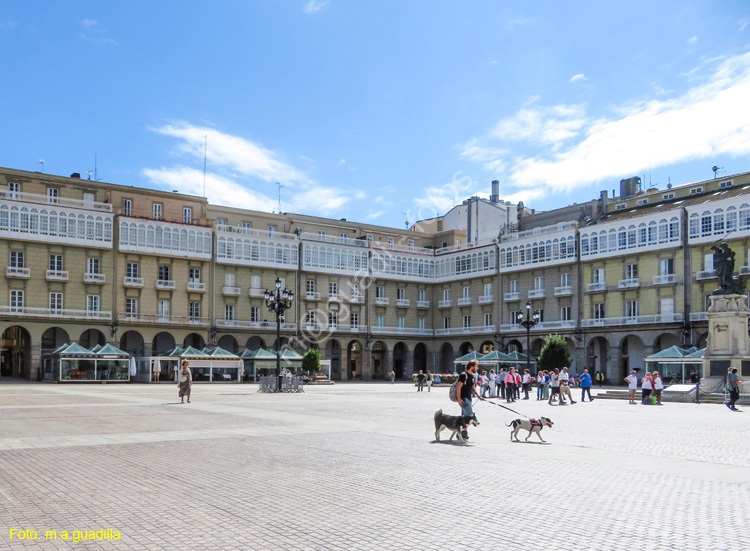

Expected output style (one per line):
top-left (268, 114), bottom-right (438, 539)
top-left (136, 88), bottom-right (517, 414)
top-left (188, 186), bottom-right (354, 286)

top-left (0, 380), bottom-right (748, 551)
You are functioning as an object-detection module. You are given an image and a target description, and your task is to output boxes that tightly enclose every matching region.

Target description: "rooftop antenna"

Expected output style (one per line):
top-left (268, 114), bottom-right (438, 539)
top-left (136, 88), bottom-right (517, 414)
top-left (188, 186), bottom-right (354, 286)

top-left (203, 135), bottom-right (207, 197)
top-left (94, 154), bottom-right (98, 181)
top-left (87, 170), bottom-right (92, 180)
top-left (276, 182), bottom-right (283, 214)
top-left (402, 212), bottom-right (409, 229)
top-left (38, 159), bottom-right (45, 173)
top-left (712, 165), bottom-right (724, 179)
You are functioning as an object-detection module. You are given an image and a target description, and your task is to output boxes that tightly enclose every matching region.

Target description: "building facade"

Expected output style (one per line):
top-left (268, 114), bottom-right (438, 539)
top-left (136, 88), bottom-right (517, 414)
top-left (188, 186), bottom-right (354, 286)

top-left (1, 166), bottom-right (748, 382)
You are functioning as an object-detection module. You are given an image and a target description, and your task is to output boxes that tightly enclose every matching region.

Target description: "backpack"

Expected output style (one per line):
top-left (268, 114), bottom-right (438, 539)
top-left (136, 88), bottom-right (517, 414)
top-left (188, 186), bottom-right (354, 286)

top-left (449, 380), bottom-right (459, 402)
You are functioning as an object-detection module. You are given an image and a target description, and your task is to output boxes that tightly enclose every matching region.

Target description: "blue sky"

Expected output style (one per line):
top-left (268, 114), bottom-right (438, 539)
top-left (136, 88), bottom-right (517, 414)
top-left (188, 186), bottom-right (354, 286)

top-left (2, 1), bottom-right (749, 228)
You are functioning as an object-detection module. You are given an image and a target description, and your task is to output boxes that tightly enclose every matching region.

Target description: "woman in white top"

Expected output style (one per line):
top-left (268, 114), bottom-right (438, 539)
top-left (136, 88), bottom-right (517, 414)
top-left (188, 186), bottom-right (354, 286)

top-left (652, 371), bottom-right (664, 405)
top-left (641, 372), bottom-right (654, 404)
top-left (624, 370), bottom-right (639, 404)
top-left (536, 372), bottom-right (545, 400)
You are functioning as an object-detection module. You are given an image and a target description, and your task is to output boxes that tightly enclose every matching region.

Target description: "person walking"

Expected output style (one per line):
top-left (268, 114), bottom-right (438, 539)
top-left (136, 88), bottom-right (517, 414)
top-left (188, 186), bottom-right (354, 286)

top-left (548, 368), bottom-right (565, 405)
top-left (426, 370), bottom-right (434, 392)
top-left (416, 370), bottom-right (426, 392)
top-left (498, 368), bottom-right (507, 399)
top-left (504, 367), bottom-right (517, 403)
top-left (521, 369), bottom-right (531, 400)
top-left (488, 369), bottom-right (496, 398)
top-left (390, 370), bottom-right (395, 384)
top-left (542, 370), bottom-right (551, 400)
top-left (560, 367), bottom-right (576, 404)
top-left (514, 369), bottom-right (522, 400)
top-left (641, 372), bottom-right (653, 405)
top-left (625, 370), bottom-right (638, 404)
top-left (480, 371), bottom-right (490, 398)
top-left (536, 371), bottom-right (545, 400)
top-left (178, 360), bottom-right (192, 404)
top-left (456, 360), bottom-right (483, 439)
top-left (726, 368), bottom-right (743, 411)
top-left (596, 371), bottom-right (605, 388)
top-left (579, 369), bottom-right (593, 402)
top-left (652, 371), bottom-right (664, 405)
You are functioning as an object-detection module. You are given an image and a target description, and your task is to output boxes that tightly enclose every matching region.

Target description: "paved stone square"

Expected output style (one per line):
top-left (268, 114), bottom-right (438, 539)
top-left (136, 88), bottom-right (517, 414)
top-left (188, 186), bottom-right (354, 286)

top-left (0, 381), bottom-right (749, 550)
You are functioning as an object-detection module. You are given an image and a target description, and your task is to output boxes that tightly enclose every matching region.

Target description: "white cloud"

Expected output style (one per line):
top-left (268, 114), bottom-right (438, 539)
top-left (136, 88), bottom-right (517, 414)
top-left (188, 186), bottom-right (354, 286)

top-left (569, 73), bottom-right (586, 83)
top-left (412, 172), bottom-right (488, 218)
top-left (82, 18), bottom-right (98, 28)
top-left (739, 18), bottom-right (748, 32)
top-left (460, 50), bottom-right (750, 199)
top-left (364, 210), bottom-right (384, 221)
top-left (79, 34), bottom-right (119, 45)
top-left (505, 17), bottom-right (533, 28)
top-left (338, 158), bottom-right (346, 164)
top-left (688, 36), bottom-right (699, 44)
top-left (304, 0), bottom-right (330, 15)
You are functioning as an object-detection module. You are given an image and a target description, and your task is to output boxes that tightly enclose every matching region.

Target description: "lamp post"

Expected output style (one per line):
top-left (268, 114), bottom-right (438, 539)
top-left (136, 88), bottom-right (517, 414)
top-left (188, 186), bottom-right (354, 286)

top-left (517, 301), bottom-right (540, 375)
top-left (264, 278), bottom-right (294, 380)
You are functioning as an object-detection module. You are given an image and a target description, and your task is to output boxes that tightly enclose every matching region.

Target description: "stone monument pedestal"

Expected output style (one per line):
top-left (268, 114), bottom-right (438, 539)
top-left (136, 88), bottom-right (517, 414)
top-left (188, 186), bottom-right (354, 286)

top-left (702, 294), bottom-right (750, 378)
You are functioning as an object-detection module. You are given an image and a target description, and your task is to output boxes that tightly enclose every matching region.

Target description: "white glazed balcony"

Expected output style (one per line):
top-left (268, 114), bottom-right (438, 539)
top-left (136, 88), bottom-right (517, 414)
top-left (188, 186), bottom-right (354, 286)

top-left (586, 282), bottom-right (606, 292)
top-left (554, 286), bottom-right (572, 296)
top-left (188, 281), bottom-right (206, 292)
top-left (396, 298), bottom-right (411, 307)
top-left (121, 314), bottom-right (209, 326)
top-left (84, 273), bottom-right (105, 284)
top-left (374, 297), bottom-right (390, 306)
top-left (156, 279), bottom-right (176, 290)
top-left (216, 319), bottom-right (297, 330)
top-left (0, 189), bottom-right (112, 212)
top-left (740, 266), bottom-right (750, 276)
top-left (6, 267), bottom-right (30, 278)
top-left (478, 295), bottom-right (493, 304)
top-left (696, 270), bottom-right (717, 280)
top-left (504, 292), bottom-right (520, 301)
top-left (123, 277), bottom-right (144, 287)
top-left (370, 326), bottom-right (433, 335)
top-left (222, 286), bottom-right (241, 296)
top-left (46, 270), bottom-right (69, 281)
top-left (434, 325), bottom-right (496, 336)
top-left (417, 300), bottom-right (430, 308)
top-left (689, 312), bottom-right (708, 322)
top-left (0, 306), bottom-right (112, 320)
top-left (617, 278), bottom-right (640, 289)
top-left (528, 289), bottom-right (545, 299)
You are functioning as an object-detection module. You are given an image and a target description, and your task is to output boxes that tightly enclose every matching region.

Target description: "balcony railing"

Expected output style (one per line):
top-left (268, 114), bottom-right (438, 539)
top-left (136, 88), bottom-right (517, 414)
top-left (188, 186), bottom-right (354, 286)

top-left (123, 277), bottom-right (144, 287)
top-left (120, 314), bottom-right (210, 326)
top-left (348, 295), bottom-right (365, 304)
top-left (188, 281), bottom-right (206, 292)
top-left (696, 270), bottom-right (717, 280)
top-left (689, 312), bottom-right (708, 322)
top-left (374, 297), bottom-right (390, 306)
top-left (504, 292), bottom-right (520, 301)
top-left (586, 282), bottom-right (606, 292)
top-left (554, 286), bottom-right (572, 296)
top-left (46, 270), bottom-right (69, 281)
top-left (478, 295), bottom-right (493, 304)
top-left (156, 279), bottom-right (176, 290)
top-left (618, 278), bottom-right (640, 289)
top-left (438, 299), bottom-right (452, 308)
top-left (0, 306), bottom-right (112, 320)
top-left (6, 267), bottom-right (30, 278)
top-left (216, 319), bottom-right (297, 330)
top-left (0, 189), bottom-right (113, 212)
top-left (301, 232), bottom-right (368, 248)
top-left (499, 320), bottom-right (576, 332)
top-left (217, 225), bottom-right (297, 240)
top-left (581, 313), bottom-right (684, 327)
top-left (396, 298), bottom-right (411, 307)
top-left (417, 300), bottom-right (430, 308)
top-left (434, 325), bottom-right (496, 336)
top-left (371, 326), bottom-right (433, 335)
top-left (328, 293), bottom-right (343, 302)
top-left (740, 266), bottom-right (750, 276)
top-left (457, 297), bottom-right (472, 306)
top-left (528, 289), bottom-right (545, 299)
top-left (249, 288), bottom-right (265, 297)
top-left (372, 240), bottom-right (434, 255)
top-left (83, 273), bottom-right (105, 284)
top-left (330, 324), bottom-right (367, 333)
top-left (305, 291), bottom-right (321, 301)
top-left (653, 274), bottom-right (681, 285)
top-left (222, 286), bottom-right (241, 296)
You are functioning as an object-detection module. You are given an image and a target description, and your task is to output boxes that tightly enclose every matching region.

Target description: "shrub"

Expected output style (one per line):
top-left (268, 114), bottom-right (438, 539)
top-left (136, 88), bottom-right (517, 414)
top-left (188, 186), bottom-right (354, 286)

top-left (537, 335), bottom-right (571, 372)
top-left (301, 349), bottom-right (321, 374)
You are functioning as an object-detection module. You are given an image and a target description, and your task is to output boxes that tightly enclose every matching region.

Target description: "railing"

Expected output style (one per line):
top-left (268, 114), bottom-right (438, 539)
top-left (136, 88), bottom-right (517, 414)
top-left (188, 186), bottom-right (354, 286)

top-left (301, 232), bottom-right (367, 248)
top-left (46, 269), bottom-right (69, 281)
top-left (740, 266), bottom-right (750, 276)
top-left (504, 292), bottom-right (520, 301)
top-left (528, 289), bottom-right (545, 298)
top-left (478, 295), bottom-right (493, 304)
top-left (435, 239), bottom-right (493, 254)
top-left (618, 278), bottom-right (640, 289)
top-left (117, 209), bottom-right (212, 227)
top-left (586, 282), bottom-right (606, 292)
top-left (0, 306), bottom-right (111, 320)
top-left (0, 189), bottom-right (113, 212)
top-left (84, 273), bottom-right (105, 284)
top-left (581, 313), bottom-right (684, 327)
top-left (457, 297), bottom-right (472, 306)
top-left (533, 320), bottom-right (577, 331)
top-left (188, 281), bottom-right (206, 292)
top-left (653, 274), bottom-right (681, 285)
top-left (330, 324), bottom-right (367, 333)
top-left (374, 297), bottom-right (390, 306)
top-left (217, 225), bottom-right (297, 240)
top-left (121, 314), bottom-right (209, 326)
top-left (328, 293), bottom-right (343, 302)
top-left (500, 221), bottom-right (577, 242)
top-left (417, 300), bottom-right (430, 308)
top-left (696, 270), bottom-right (717, 280)
top-left (216, 319), bottom-right (297, 330)
top-left (305, 291), bottom-right (321, 301)
top-left (222, 286), bottom-right (241, 296)
top-left (372, 241), bottom-right (433, 255)
top-left (438, 299), bottom-right (451, 308)
top-left (6, 266), bottom-right (30, 278)
top-left (435, 325), bottom-right (496, 336)
top-left (554, 286), bottom-right (572, 296)
top-left (689, 312), bottom-right (708, 321)
top-left (396, 298), bottom-right (411, 307)
top-left (348, 295), bottom-right (365, 304)
top-left (123, 277), bottom-right (144, 287)
top-left (249, 288), bottom-right (265, 297)
top-left (371, 326), bottom-right (433, 335)
top-left (156, 279), bottom-right (176, 290)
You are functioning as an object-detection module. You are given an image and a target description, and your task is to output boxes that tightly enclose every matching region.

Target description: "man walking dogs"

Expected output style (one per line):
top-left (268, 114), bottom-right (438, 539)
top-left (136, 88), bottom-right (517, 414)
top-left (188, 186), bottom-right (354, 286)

top-left (456, 360), bottom-right (483, 440)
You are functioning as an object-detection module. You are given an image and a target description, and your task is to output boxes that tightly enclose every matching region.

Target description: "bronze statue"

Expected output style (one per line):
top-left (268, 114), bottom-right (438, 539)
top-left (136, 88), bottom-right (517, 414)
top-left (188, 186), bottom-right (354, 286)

top-left (711, 242), bottom-right (745, 295)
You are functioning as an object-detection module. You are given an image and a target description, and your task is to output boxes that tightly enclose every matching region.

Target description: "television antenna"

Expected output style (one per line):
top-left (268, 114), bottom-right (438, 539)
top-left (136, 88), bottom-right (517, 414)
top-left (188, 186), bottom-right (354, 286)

top-left (276, 182), bottom-right (284, 214)
top-left (402, 212), bottom-right (409, 229)
top-left (712, 166), bottom-right (724, 179)
top-left (38, 159), bottom-right (45, 173)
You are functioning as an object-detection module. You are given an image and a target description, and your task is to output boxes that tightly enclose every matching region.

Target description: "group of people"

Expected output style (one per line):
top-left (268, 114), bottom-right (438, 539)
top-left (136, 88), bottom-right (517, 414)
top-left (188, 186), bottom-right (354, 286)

top-left (467, 366), bottom-right (595, 405)
top-left (415, 370), bottom-right (435, 391)
top-left (624, 369), bottom-right (664, 405)
top-left (538, 367), bottom-right (595, 405)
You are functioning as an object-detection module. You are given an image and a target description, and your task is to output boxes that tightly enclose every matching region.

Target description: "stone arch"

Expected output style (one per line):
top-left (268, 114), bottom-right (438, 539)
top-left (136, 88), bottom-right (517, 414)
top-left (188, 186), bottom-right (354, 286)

top-left (41, 327), bottom-right (70, 354)
top-left (479, 340), bottom-right (495, 354)
top-left (413, 343), bottom-right (427, 374)
top-left (505, 339), bottom-right (523, 354)
top-left (271, 336), bottom-right (290, 351)
top-left (79, 329), bottom-right (106, 349)
top-left (119, 331), bottom-right (145, 357)
top-left (217, 335), bottom-right (239, 354)
top-left (439, 342), bottom-right (454, 373)
top-left (619, 335), bottom-right (646, 379)
top-left (246, 336), bottom-right (266, 351)
top-left (531, 338), bottom-right (545, 359)
top-left (587, 336), bottom-right (610, 380)
top-left (459, 341), bottom-right (474, 356)
top-left (1, 325), bottom-right (31, 378)
top-left (696, 332), bottom-right (708, 349)
top-left (325, 339), bottom-right (342, 380)
top-left (371, 340), bottom-right (387, 380)
top-left (153, 332), bottom-right (176, 355)
top-left (655, 332), bottom-right (680, 352)
top-left (346, 340), bottom-right (362, 380)
top-left (393, 342), bottom-right (408, 380)
top-left (183, 333), bottom-right (205, 350)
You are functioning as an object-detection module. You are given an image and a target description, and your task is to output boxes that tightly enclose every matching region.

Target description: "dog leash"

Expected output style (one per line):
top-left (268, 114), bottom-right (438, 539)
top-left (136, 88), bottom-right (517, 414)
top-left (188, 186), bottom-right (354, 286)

top-left (477, 398), bottom-right (531, 419)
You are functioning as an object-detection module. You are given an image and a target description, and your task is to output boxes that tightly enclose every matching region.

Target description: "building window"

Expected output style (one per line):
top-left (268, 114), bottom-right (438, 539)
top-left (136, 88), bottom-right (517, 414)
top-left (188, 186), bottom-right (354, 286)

top-left (510, 280), bottom-right (518, 293)
top-left (463, 286), bottom-right (471, 299)
top-left (408, 240), bottom-right (414, 249)
top-left (125, 298), bottom-right (138, 314)
top-left (224, 272), bottom-right (236, 287)
top-left (560, 273), bottom-right (570, 287)
top-left (397, 288), bottom-right (405, 300)
top-left (387, 237), bottom-right (395, 247)
top-left (340, 232), bottom-right (348, 239)
top-left (10, 251), bottom-right (24, 268)
top-left (217, 218), bottom-right (227, 228)
top-left (351, 313), bottom-right (359, 328)
top-left (483, 283), bottom-right (493, 297)
top-left (49, 292), bottom-right (63, 312)
top-left (376, 286), bottom-right (385, 299)
top-left (46, 187), bottom-right (59, 204)
top-left (317, 230), bottom-right (326, 240)
top-left (661, 297), bottom-right (675, 315)
top-left (250, 306), bottom-right (260, 323)
top-left (442, 288), bottom-right (450, 301)
top-left (366, 234), bottom-right (373, 243)
top-left (417, 317), bottom-right (425, 330)
top-left (561, 306), bottom-right (571, 321)
top-left (158, 265), bottom-right (171, 281)
top-left (690, 187), bottom-right (703, 195)
top-left (49, 254), bottom-right (63, 271)
top-left (510, 311), bottom-right (519, 324)
top-left (663, 193), bottom-right (674, 200)
top-left (126, 262), bottom-right (139, 279)
top-left (625, 263), bottom-right (638, 280)
top-left (417, 289), bottom-right (425, 302)
top-left (87, 258), bottom-right (100, 274)
top-left (153, 203), bottom-right (163, 220)
top-left (328, 312), bottom-right (339, 327)
top-left (190, 268), bottom-right (201, 283)
top-left (225, 305), bottom-right (235, 321)
top-left (592, 268), bottom-right (605, 283)
top-left (484, 313), bottom-right (493, 326)
top-left (534, 277), bottom-right (544, 290)
top-left (183, 207), bottom-right (192, 224)
top-left (87, 295), bottom-right (100, 312)
top-left (10, 290), bottom-right (24, 312)
top-left (593, 303), bottom-right (605, 319)
top-left (443, 317), bottom-right (451, 329)
top-left (242, 222), bottom-right (252, 233)
top-left (8, 182), bottom-right (20, 198)
top-left (189, 302), bottom-right (201, 318)
top-left (305, 310), bottom-right (316, 324)
top-left (293, 226), bottom-right (303, 235)
top-left (329, 282), bottom-right (338, 295)
top-left (397, 315), bottom-right (405, 328)
top-left (268, 225), bottom-right (277, 236)
top-left (158, 300), bottom-right (170, 317)
top-left (121, 199), bottom-right (132, 216)
top-left (625, 300), bottom-right (638, 318)
top-left (307, 280), bottom-right (315, 293)
top-left (660, 258), bottom-right (674, 275)
top-left (376, 314), bottom-right (384, 327)
top-left (720, 180), bottom-right (733, 189)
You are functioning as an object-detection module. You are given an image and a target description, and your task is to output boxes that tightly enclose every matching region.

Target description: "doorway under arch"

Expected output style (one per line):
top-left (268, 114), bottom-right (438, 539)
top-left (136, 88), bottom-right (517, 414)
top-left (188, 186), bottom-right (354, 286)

top-left (393, 342), bottom-right (408, 379)
top-left (620, 335), bottom-right (646, 379)
top-left (79, 328), bottom-right (106, 349)
top-left (439, 343), bottom-right (454, 373)
top-left (459, 341), bottom-right (474, 356)
top-left (587, 336), bottom-right (609, 379)
top-left (479, 340), bottom-right (495, 354)
top-left (246, 336), bottom-right (266, 351)
top-left (41, 327), bottom-right (70, 355)
top-left (325, 339), bottom-right (341, 380)
top-left (346, 340), bottom-right (362, 380)
top-left (1, 325), bottom-right (31, 378)
top-left (120, 331), bottom-right (145, 357)
top-left (217, 335), bottom-right (239, 354)
top-left (413, 343), bottom-right (427, 374)
top-left (371, 341), bottom-right (387, 380)
top-left (153, 332), bottom-right (176, 355)
top-left (184, 333), bottom-right (205, 350)
top-left (655, 333), bottom-right (680, 352)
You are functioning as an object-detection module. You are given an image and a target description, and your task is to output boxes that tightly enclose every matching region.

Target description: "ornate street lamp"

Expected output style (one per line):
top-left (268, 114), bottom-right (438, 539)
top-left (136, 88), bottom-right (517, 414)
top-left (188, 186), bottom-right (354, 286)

top-left (264, 277), bottom-right (294, 380)
top-left (517, 300), bottom-right (541, 375)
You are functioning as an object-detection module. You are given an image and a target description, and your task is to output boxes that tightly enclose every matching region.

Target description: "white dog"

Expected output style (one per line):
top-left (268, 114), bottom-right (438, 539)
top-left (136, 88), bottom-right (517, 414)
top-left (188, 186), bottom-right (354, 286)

top-left (507, 417), bottom-right (553, 442)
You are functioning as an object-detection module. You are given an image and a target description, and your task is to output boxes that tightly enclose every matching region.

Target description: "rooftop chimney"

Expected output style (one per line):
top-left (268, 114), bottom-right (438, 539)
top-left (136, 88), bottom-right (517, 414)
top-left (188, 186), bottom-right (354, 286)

top-left (490, 180), bottom-right (499, 203)
top-left (70, 172), bottom-right (81, 179)
top-left (619, 176), bottom-right (641, 199)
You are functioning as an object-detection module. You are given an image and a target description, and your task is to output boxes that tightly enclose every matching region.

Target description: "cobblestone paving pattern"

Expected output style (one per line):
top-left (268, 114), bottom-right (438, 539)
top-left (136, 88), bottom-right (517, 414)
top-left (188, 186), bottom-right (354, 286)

top-left (0, 382), bottom-right (748, 550)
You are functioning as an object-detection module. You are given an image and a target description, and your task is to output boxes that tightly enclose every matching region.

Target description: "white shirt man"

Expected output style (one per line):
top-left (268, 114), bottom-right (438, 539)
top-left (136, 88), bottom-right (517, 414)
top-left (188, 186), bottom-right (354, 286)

top-left (625, 370), bottom-right (639, 404)
top-left (559, 367), bottom-right (576, 404)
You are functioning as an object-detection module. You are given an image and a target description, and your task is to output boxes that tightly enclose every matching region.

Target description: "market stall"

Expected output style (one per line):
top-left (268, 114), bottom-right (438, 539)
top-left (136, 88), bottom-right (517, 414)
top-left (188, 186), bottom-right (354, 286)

top-left (42, 343), bottom-right (131, 382)
top-left (645, 346), bottom-right (703, 383)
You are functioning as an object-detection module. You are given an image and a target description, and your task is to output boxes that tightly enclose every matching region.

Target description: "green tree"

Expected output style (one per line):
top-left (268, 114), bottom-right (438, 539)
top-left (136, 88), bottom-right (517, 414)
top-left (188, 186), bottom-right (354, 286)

top-left (537, 335), bottom-right (571, 373)
top-left (302, 349), bottom-right (321, 374)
